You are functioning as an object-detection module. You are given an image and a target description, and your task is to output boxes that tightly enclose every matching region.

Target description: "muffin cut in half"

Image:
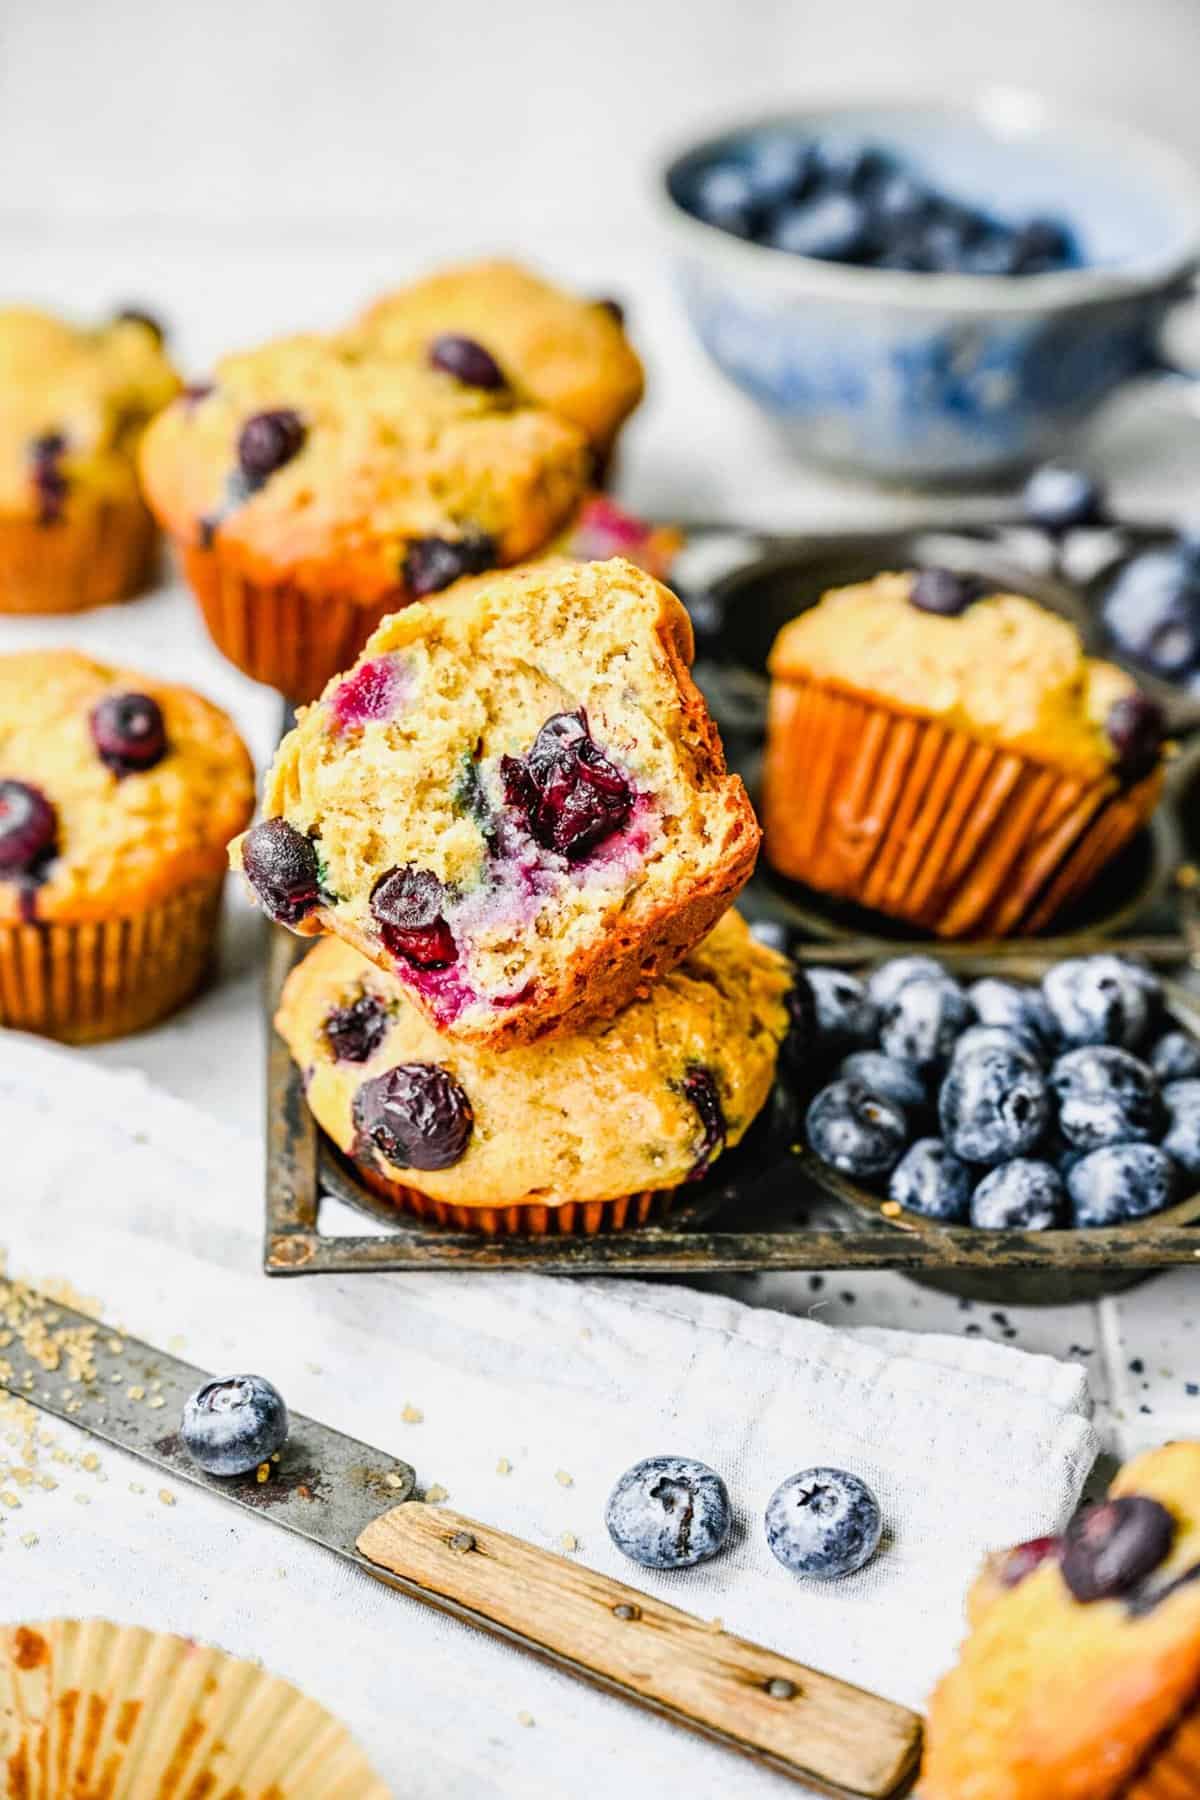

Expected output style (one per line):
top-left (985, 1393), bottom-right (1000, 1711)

top-left (236, 558), bottom-right (761, 1048)
top-left (923, 1441), bottom-right (1200, 1800)
top-left (276, 911), bottom-right (792, 1234)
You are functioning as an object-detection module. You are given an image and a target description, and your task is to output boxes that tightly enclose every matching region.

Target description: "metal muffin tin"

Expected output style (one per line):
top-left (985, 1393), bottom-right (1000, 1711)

top-left (262, 525), bottom-right (1200, 1299)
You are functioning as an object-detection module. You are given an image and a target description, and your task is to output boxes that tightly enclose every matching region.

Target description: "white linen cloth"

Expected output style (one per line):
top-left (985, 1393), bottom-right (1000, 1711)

top-left (0, 1034), bottom-right (1097, 1798)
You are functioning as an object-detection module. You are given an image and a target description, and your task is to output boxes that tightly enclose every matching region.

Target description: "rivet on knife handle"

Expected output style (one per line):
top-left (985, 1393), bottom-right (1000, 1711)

top-left (357, 1503), bottom-right (922, 1798)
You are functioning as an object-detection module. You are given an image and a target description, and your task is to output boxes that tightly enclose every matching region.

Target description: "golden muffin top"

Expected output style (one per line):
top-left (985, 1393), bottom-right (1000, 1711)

top-left (769, 572), bottom-right (1150, 781)
top-left (0, 650), bottom-right (254, 924)
top-left (0, 307), bottom-right (179, 517)
top-left (351, 258), bottom-right (645, 456)
top-left (276, 910), bottom-right (792, 1206)
top-left (924, 1441), bottom-right (1200, 1800)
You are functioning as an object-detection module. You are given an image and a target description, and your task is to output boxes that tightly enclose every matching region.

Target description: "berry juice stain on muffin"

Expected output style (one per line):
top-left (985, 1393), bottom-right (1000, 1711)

top-left (329, 656), bottom-right (411, 733)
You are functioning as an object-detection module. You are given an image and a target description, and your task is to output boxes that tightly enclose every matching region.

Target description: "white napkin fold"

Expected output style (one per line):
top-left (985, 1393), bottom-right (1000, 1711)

top-left (0, 1036), bottom-right (1097, 1798)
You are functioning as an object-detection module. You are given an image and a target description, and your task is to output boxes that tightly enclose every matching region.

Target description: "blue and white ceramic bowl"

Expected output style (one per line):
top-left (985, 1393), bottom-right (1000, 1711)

top-left (658, 91), bottom-right (1200, 483)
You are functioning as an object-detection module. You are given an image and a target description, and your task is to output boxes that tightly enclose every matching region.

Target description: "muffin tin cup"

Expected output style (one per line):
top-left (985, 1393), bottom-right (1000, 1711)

top-left (181, 542), bottom-right (397, 705)
top-left (1, 1618), bottom-right (387, 1799)
top-left (0, 500), bottom-right (157, 615)
top-left (762, 674), bottom-right (1163, 938)
top-left (355, 1161), bottom-right (677, 1238)
top-left (0, 875), bottom-right (225, 1044)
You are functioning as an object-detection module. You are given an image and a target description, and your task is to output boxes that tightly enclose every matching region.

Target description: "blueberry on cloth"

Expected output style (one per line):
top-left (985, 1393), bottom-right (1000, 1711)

top-left (605, 1456), bottom-right (731, 1569)
top-left (181, 1374), bottom-right (288, 1477)
top-left (765, 1468), bottom-right (882, 1580)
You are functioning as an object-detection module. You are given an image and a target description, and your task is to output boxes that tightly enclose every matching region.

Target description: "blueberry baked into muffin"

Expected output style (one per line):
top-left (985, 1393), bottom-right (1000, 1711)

top-left (763, 570), bottom-right (1165, 937)
top-left (139, 325), bottom-right (591, 701)
top-left (923, 1441), bottom-right (1200, 1799)
top-left (351, 258), bottom-right (644, 477)
top-left (234, 558), bottom-right (760, 1048)
top-left (0, 650), bottom-right (253, 1041)
top-left (275, 910), bottom-right (791, 1234)
top-left (0, 307), bottom-right (179, 613)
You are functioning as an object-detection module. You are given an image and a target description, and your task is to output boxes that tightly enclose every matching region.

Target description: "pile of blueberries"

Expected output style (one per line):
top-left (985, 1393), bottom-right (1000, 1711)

top-left (677, 131), bottom-right (1081, 275)
top-left (793, 953), bottom-right (1200, 1229)
top-left (1102, 532), bottom-right (1200, 692)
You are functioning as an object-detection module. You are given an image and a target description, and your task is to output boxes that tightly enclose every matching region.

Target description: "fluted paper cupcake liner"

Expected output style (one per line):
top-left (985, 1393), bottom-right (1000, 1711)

top-left (763, 676), bottom-right (1162, 938)
top-left (356, 1161), bottom-right (675, 1237)
top-left (1, 1618), bottom-right (387, 1798)
top-left (0, 876), bottom-right (224, 1043)
top-left (1123, 1690), bottom-right (1200, 1797)
top-left (182, 542), bottom-right (396, 703)
top-left (0, 500), bottom-right (157, 614)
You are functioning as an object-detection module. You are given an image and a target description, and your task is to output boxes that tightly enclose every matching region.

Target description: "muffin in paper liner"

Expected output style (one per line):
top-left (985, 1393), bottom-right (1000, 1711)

top-left (0, 1618), bottom-right (388, 1798)
top-left (0, 499), bottom-right (158, 617)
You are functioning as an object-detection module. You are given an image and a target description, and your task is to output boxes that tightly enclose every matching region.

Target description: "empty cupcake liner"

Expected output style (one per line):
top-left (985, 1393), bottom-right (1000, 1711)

top-left (763, 676), bottom-right (1162, 939)
top-left (0, 876), bottom-right (225, 1043)
top-left (0, 500), bottom-right (157, 614)
top-left (181, 542), bottom-right (397, 704)
top-left (355, 1161), bottom-right (675, 1237)
top-left (1, 1618), bottom-right (387, 1798)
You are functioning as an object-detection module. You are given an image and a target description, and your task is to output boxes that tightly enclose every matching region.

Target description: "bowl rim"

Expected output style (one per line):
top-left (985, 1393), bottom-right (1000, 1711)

top-left (655, 86), bottom-right (1200, 313)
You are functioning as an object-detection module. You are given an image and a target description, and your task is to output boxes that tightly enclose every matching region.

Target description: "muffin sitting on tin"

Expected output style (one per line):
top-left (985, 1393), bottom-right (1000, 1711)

top-left (762, 569), bottom-right (1165, 938)
top-left (923, 1440), bottom-right (1200, 1799)
top-left (0, 307), bottom-right (179, 614)
top-left (275, 909), bottom-right (792, 1236)
top-left (0, 650), bottom-right (253, 1042)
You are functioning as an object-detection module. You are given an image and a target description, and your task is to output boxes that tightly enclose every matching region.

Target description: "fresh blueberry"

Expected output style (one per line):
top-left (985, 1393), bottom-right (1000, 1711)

top-left (501, 709), bottom-right (633, 861)
top-left (1106, 694), bottom-right (1165, 782)
top-left (1151, 1031), bottom-right (1200, 1083)
top-left (1051, 1047), bottom-right (1161, 1151)
top-left (865, 955), bottom-right (945, 1009)
top-left (995, 1535), bottom-right (1064, 1588)
top-left (1042, 956), bottom-right (1159, 1051)
top-left (429, 334), bottom-right (506, 390)
top-left (690, 163), bottom-right (758, 236)
top-left (869, 170), bottom-right (933, 232)
top-left (744, 133), bottom-right (815, 210)
top-left (806, 1080), bottom-right (907, 1181)
top-left (765, 1467), bottom-right (882, 1580)
top-left (237, 409), bottom-right (305, 485)
top-left (839, 1051), bottom-right (926, 1115)
top-left (605, 1455), bottom-right (731, 1569)
top-left (0, 780), bottom-right (57, 877)
top-left (878, 973), bottom-right (970, 1071)
top-left (1067, 1143), bottom-right (1178, 1226)
top-left (1161, 1079), bottom-right (1200, 1178)
top-left (811, 141), bottom-right (894, 196)
top-left (1102, 549), bottom-right (1200, 677)
top-left (241, 818), bottom-right (321, 927)
top-left (951, 1024), bottom-right (1043, 1068)
top-left (353, 1063), bottom-right (474, 1171)
top-left (908, 568), bottom-right (983, 617)
top-left (967, 978), bottom-right (1056, 1056)
top-left (805, 969), bottom-right (879, 1057)
top-left (1010, 215), bottom-right (1079, 273)
top-left (961, 227), bottom-right (1024, 276)
top-left (939, 1046), bottom-right (1051, 1164)
top-left (888, 1138), bottom-right (972, 1222)
top-left (683, 1066), bottom-right (726, 1179)
top-left (1061, 1495), bottom-right (1175, 1602)
top-left (89, 692), bottom-right (167, 776)
top-left (1022, 465), bottom-right (1106, 534)
top-left (181, 1374), bottom-right (288, 1477)
top-left (970, 1159), bottom-right (1065, 1230)
top-left (769, 193), bottom-right (871, 261)
top-left (370, 866), bottom-right (457, 969)
top-left (402, 532), bottom-right (495, 596)
top-left (323, 992), bottom-right (389, 1064)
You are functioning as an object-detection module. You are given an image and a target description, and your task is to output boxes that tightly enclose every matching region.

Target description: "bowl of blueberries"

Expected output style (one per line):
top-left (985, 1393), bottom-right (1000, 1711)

top-left (659, 90), bottom-right (1200, 481)
top-left (789, 950), bottom-right (1200, 1300)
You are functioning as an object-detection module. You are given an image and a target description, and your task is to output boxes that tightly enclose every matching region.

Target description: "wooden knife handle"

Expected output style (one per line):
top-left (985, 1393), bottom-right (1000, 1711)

top-left (357, 1503), bottom-right (921, 1797)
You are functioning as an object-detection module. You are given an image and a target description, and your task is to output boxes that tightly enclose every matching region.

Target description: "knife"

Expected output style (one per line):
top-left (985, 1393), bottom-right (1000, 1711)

top-left (0, 1289), bottom-right (922, 1798)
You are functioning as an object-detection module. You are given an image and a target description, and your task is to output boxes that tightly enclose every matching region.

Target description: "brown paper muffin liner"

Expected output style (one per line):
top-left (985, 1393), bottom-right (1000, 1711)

top-left (0, 500), bottom-right (157, 614)
top-left (1122, 1691), bottom-right (1200, 1797)
top-left (762, 676), bottom-right (1163, 938)
top-left (181, 541), bottom-right (397, 704)
top-left (1, 1618), bottom-right (388, 1798)
top-left (0, 876), bottom-right (225, 1044)
top-left (355, 1160), bottom-right (676, 1237)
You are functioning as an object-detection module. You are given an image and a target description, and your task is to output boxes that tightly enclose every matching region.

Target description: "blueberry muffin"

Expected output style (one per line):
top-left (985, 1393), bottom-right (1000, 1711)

top-left (139, 326), bottom-right (591, 702)
top-left (762, 570), bottom-right (1165, 937)
top-left (351, 258), bottom-right (645, 476)
top-left (276, 909), bottom-right (791, 1234)
top-left (0, 650), bottom-right (254, 1041)
top-left (0, 307), bottom-right (179, 613)
top-left (234, 558), bottom-right (760, 1049)
top-left (923, 1441), bottom-right (1200, 1799)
